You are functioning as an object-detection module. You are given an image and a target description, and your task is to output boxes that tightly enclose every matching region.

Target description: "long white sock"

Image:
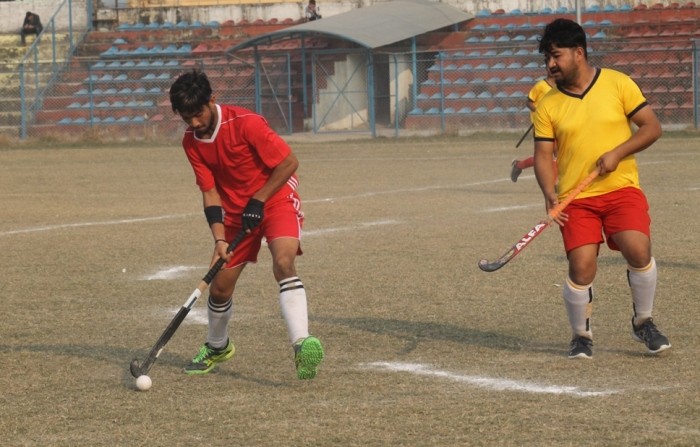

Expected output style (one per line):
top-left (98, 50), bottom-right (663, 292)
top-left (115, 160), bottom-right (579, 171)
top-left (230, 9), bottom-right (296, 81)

top-left (279, 276), bottom-right (309, 344)
top-left (628, 257), bottom-right (657, 326)
top-left (206, 296), bottom-right (232, 349)
top-left (563, 277), bottom-right (593, 339)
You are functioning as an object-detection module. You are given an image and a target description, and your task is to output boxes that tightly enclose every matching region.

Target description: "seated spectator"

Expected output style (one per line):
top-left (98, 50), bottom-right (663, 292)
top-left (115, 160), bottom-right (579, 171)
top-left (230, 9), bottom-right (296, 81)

top-left (21, 11), bottom-right (43, 45)
top-left (305, 0), bottom-right (322, 21)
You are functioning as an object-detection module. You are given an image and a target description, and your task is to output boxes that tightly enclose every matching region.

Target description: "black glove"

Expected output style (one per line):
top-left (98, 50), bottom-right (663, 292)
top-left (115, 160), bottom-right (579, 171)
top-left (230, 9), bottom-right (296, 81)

top-left (241, 198), bottom-right (264, 232)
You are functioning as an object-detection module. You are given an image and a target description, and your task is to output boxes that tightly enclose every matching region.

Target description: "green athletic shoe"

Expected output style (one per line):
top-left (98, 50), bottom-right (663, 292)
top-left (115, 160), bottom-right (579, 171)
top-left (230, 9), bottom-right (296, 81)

top-left (293, 336), bottom-right (324, 380)
top-left (184, 339), bottom-right (235, 375)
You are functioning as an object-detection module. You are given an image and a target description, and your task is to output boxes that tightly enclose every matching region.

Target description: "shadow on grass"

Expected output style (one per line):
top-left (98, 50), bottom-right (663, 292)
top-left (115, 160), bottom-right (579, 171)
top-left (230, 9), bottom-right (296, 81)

top-left (0, 343), bottom-right (290, 388)
top-left (315, 316), bottom-right (564, 355)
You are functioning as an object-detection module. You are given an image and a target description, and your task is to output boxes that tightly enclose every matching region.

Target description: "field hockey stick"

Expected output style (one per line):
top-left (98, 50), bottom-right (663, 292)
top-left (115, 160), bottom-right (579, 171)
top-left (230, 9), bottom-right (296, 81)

top-left (515, 123), bottom-right (534, 148)
top-left (478, 168), bottom-right (599, 272)
top-left (129, 230), bottom-right (247, 377)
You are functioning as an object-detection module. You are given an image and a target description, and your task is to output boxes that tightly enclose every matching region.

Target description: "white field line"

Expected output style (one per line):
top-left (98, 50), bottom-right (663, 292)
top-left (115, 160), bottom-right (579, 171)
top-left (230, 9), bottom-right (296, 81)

top-left (480, 203), bottom-right (540, 213)
top-left (1, 178), bottom-right (505, 237)
top-left (0, 213), bottom-right (194, 237)
top-left (363, 361), bottom-right (620, 397)
top-left (171, 307), bottom-right (208, 325)
top-left (143, 265), bottom-right (201, 280)
top-left (305, 177), bottom-right (508, 204)
top-left (142, 219), bottom-right (401, 281)
top-left (303, 219), bottom-right (400, 236)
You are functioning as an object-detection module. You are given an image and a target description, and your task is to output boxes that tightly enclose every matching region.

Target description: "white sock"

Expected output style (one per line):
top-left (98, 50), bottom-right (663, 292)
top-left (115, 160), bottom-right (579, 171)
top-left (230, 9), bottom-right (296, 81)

top-left (628, 257), bottom-right (657, 326)
top-left (279, 276), bottom-right (309, 344)
top-left (563, 277), bottom-right (593, 339)
top-left (206, 296), bottom-right (232, 349)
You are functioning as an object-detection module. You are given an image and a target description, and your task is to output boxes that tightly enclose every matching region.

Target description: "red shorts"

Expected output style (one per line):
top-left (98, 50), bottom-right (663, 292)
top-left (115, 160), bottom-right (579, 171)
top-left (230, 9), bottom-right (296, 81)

top-left (224, 191), bottom-right (304, 268)
top-left (560, 187), bottom-right (651, 253)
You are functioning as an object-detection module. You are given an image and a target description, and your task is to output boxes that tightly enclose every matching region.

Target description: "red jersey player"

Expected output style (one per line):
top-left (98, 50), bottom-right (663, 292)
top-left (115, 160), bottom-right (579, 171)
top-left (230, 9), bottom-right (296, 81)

top-left (169, 69), bottom-right (323, 379)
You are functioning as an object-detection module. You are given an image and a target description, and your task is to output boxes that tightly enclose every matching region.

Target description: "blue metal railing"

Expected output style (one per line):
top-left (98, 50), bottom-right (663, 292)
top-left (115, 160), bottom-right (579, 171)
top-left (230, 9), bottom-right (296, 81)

top-left (18, 0), bottom-right (91, 139)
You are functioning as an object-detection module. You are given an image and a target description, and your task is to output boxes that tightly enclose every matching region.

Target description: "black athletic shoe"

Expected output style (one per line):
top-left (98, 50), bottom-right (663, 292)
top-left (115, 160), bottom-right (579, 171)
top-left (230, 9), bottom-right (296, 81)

top-left (568, 336), bottom-right (593, 359)
top-left (632, 318), bottom-right (671, 354)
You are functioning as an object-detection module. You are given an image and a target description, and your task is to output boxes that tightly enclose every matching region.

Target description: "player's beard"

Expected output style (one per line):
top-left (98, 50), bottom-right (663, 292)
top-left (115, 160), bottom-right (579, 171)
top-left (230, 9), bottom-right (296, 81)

top-left (194, 104), bottom-right (217, 139)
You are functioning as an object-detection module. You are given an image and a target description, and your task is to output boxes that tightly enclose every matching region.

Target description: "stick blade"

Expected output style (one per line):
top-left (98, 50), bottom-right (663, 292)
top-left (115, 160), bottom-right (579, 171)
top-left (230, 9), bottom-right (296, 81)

top-left (130, 358), bottom-right (142, 378)
top-left (478, 259), bottom-right (504, 272)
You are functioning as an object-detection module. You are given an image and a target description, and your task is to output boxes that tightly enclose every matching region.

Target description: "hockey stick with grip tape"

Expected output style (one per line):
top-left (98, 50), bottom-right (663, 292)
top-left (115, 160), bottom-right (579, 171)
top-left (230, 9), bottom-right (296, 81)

top-left (129, 230), bottom-right (247, 378)
top-left (478, 168), bottom-right (599, 272)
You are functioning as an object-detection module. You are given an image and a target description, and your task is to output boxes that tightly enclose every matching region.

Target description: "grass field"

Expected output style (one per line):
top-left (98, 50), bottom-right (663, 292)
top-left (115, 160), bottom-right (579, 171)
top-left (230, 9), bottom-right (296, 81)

top-left (1, 134), bottom-right (698, 446)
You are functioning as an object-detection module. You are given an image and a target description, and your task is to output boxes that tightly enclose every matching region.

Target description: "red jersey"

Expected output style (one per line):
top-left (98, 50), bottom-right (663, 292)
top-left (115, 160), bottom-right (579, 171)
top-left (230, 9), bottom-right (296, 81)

top-left (182, 104), bottom-right (298, 223)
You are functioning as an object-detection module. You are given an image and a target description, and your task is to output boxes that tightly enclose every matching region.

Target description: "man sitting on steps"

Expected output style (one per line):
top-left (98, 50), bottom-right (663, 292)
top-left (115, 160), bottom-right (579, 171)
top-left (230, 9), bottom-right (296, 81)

top-left (21, 11), bottom-right (43, 45)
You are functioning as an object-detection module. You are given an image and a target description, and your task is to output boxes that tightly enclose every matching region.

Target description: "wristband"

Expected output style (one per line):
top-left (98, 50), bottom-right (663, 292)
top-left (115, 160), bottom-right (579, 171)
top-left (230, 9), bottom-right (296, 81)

top-left (204, 206), bottom-right (224, 226)
top-left (215, 239), bottom-right (227, 245)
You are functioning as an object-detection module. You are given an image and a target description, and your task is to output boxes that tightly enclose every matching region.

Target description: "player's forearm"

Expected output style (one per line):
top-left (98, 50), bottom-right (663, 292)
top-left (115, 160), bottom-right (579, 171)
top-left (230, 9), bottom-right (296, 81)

top-left (533, 145), bottom-right (557, 197)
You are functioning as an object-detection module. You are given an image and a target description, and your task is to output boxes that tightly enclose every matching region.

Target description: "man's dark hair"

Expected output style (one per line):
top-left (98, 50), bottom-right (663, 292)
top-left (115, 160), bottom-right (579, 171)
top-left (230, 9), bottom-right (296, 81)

top-left (538, 18), bottom-right (587, 58)
top-left (169, 69), bottom-right (212, 116)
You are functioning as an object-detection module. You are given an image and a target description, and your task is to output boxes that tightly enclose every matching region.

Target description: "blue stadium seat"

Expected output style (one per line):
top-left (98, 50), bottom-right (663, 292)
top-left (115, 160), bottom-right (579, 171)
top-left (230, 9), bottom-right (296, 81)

top-left (473, 106), bottom-right (488, 113)
top-left (408, 107), bottom-right (422, 115)
top-left (425, 107), bottom-right (440, 114)
top-left (454, 77), bottom-right (468, 84)
top-left (458, 107), bottom-right (472, 113)
top-left (58, 118), bottom-right (72, 125)
top-left (496, 35), bottom-right (510, 42)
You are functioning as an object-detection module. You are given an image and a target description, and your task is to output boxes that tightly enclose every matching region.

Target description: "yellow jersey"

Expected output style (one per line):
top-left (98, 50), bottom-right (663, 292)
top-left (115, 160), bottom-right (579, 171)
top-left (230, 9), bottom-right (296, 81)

top-left (533, 68), bottom-right (648, 200)
top-left (527, 78), bottom-right (553, 122)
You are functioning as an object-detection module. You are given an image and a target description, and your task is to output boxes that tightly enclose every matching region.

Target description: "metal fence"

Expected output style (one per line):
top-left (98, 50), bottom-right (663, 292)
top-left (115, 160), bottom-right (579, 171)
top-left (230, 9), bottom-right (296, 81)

top-left (12, 36), bottom-right (700, 140)
top-left (13, 0), bottom-right (91, 139)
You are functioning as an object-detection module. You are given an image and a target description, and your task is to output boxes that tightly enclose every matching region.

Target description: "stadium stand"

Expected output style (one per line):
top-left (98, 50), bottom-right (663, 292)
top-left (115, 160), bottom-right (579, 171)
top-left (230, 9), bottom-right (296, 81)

top-left (9, 2), bottom-right (700, 137)
top-left (405, 3), bottom-right (700, 130)
top-left (30, 18), bottom-right (302, 135)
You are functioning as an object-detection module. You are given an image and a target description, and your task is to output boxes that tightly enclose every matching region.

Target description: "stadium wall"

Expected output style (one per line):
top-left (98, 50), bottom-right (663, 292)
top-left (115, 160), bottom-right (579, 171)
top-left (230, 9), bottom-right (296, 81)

top-left (94, 1), bottom-right (677, 30)
top-left (0, 0), bottom-right (89, 33)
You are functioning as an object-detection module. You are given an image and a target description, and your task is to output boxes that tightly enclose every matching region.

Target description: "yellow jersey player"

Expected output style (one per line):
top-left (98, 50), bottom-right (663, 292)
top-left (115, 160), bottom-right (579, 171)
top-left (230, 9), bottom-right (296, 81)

top-left (533, 19), bottom-right (670, 359)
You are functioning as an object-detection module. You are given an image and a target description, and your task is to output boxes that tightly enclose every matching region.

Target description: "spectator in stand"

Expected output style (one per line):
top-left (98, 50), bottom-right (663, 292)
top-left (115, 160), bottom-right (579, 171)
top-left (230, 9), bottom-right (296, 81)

top-left (305, 0), bottom-right (322, 21)
top-left (21, 11), bottom-right (43, 45)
